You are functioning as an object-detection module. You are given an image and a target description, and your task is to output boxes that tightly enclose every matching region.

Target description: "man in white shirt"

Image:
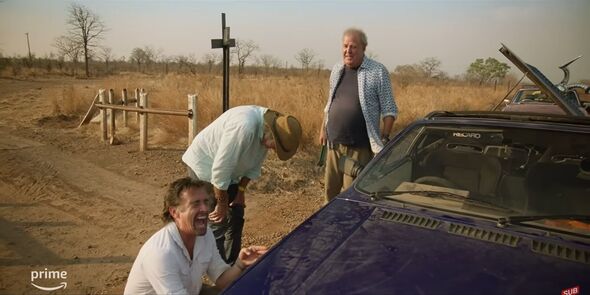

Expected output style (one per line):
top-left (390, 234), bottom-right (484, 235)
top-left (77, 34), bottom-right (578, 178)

top-left (124, 177), bottom-right (267, 294)
top-left (182, 105), bottom-right (302, 265)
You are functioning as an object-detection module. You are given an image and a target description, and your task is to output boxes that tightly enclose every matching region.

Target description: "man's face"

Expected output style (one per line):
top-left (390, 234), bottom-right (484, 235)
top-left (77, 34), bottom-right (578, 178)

top-left (342, 33), bottom-right (365, 68)
top-left (171, 186), bottom-right (211, 236)
top-left (261, 131), bottom-right (276, 150)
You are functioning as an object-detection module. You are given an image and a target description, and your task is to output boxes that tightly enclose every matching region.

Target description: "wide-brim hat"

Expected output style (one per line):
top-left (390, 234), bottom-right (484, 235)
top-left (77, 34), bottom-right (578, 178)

top-left (263, 109), bottom-right (302, 161)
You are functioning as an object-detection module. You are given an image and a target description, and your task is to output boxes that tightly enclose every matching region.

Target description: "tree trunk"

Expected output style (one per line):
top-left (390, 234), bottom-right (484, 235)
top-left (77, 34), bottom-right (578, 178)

top-left (84, 45), bottom-right (89, 77)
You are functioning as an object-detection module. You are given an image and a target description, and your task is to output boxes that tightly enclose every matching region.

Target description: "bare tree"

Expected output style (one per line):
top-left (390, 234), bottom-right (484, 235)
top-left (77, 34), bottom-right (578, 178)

top-left (257, 54), bottom-right (281, 73)
top-left (175, 54), bottom-right (197, 74)
top-left (142, 45), bottom-right (157, 72)
top-left (231, 39), bottom-right (259, 74)
top-left (66, 3), bottom-right (106, 77)
top-left (53, 35), bottom-right (81, 75)
top-left (129, 47), bottom-right (146, 72)
top-left (295, 48), bottom-right (315, 70)
top-left (201, 52), bottom-right (220, 73)
top-left (54, 35), bottom-right (81, 62)
top-left (99, 46), bottom-right (113, 73)
top-left (419, 57), bottom-right (442, 79)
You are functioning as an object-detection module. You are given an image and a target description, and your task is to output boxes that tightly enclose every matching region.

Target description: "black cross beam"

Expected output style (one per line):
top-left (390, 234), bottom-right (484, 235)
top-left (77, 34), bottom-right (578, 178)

top-left (211, 13), bottom-right (235, 113)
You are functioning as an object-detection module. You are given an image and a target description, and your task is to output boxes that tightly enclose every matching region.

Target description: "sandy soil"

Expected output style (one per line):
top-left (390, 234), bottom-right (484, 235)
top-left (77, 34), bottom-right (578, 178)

top-left (0, 77), bottom-right (324, 294)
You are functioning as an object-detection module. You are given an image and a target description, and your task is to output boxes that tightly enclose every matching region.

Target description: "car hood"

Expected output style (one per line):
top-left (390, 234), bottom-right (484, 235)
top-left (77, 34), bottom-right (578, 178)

top-left (500, 44), bottom-right (586, 117)
top-left (501, 103), bottom-right (567, 115)
top-left (224, 196), bottom-right (590, 295)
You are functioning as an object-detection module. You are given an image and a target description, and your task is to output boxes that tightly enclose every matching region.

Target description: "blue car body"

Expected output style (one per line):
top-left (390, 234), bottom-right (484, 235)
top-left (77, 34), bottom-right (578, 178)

top-left (224, 113), bottom-right (590, 295)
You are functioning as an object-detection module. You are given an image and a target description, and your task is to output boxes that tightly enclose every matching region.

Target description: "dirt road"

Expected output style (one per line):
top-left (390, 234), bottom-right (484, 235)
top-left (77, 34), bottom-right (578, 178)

top-left (0, 78), bottom-right (323, 294)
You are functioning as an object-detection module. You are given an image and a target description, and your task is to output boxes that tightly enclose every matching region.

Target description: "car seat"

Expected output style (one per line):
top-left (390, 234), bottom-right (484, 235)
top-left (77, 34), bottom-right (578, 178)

top-left (416, 142), bottom-right (502, 197)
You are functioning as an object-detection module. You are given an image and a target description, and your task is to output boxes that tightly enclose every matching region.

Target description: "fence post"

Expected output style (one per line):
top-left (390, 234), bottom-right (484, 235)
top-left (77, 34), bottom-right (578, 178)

top-left (122, 88), bottom-right (128, 127)
top-left (99, 89), bottom-right (107, 142)
top-left (139, 92), bottom-right (148, 151)
top-left (188, 94), bottom-right (198, 146)
top-left (108, 89), bottom-right (116, 142)
top-left (135, 88), bottom-right (140, 123)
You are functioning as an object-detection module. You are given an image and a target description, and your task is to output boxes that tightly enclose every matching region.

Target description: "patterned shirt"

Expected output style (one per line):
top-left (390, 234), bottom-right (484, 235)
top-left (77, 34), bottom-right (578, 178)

top-left (324, 56), bottom-right (398, 153)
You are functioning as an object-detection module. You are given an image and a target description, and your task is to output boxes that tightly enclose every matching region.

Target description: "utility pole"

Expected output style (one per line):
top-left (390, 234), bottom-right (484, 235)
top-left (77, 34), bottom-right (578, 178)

top-left (25, 32), bottom-right (32, 64)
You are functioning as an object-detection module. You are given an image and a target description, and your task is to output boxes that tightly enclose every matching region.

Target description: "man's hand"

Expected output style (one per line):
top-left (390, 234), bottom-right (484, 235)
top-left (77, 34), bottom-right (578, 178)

top-left (209, 201), bottom-right (228, 223)
top-left (319, 128), bottom-right (327, 146)
top-left (235, 246), bottom-right (268, 270)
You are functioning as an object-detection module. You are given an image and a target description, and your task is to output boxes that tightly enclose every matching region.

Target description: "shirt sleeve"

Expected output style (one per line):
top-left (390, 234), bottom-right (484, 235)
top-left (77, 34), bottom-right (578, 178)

top-left (142, 251), bottom-right (189, 295)
top-left (206, 239), bottom-right (231, 282)
top-left (378, 64), bottom-right (398, 118)
top-left (211, 121), bottom-right (256, 190)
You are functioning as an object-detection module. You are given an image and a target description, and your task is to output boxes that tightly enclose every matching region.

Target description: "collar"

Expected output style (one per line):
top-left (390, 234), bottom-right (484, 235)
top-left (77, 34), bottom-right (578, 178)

top-left (340, 56), bottom-right (369, 72)
top-left (166, 222), bottom-right (199, 263)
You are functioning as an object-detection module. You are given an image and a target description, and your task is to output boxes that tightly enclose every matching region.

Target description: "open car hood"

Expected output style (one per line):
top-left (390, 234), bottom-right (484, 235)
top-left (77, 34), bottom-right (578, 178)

top-left (499, 44), bottom-right (587, 116)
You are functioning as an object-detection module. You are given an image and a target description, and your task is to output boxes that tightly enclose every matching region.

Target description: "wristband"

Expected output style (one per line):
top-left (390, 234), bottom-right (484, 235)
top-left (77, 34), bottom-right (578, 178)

top-left (238, 185), bottom-right (246, 192)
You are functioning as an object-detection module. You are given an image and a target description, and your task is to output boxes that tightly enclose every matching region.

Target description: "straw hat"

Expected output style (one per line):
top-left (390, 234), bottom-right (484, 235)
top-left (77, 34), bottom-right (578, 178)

top-left (263, 109), bottom-right (302, 161)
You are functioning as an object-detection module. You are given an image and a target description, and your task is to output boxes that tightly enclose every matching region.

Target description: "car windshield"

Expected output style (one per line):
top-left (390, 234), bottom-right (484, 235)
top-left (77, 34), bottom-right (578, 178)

top-left (513, 89), bottom-right (553, 104)
top-left (356, 123), bottom-right (590, 236)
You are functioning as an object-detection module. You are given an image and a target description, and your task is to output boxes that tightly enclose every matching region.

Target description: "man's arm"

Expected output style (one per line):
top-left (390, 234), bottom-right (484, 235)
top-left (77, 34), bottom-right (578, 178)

top-left (210, 187), bottom-right (229, 223)
top-left (319, 116), bottom-right (327, 145)
top-left (381, 116), bottom-right (395, 140)
top-left (215, 246), bottom-right (268, 290)
top-left (209, 123), bottom-right (256, 222)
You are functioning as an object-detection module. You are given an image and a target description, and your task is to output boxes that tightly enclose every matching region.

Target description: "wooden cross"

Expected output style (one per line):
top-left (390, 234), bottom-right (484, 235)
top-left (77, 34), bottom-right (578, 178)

top-left (211, 13), bottom-right (236, 113)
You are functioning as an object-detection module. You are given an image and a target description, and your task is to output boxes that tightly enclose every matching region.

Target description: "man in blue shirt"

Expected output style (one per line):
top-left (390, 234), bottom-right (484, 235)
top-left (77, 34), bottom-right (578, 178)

top-left (182, 105), bottom-right (302, 264)
top-left (319, 28), bottom-right (398, 202)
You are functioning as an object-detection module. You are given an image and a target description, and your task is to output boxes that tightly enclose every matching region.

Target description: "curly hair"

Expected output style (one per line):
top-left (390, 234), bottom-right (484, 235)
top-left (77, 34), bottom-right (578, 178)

top-left (162, 177), bottom-right (213, 223)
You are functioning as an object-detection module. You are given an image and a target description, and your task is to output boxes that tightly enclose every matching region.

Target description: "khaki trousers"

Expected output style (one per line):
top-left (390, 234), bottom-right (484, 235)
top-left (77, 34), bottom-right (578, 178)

top-left (324, 144), bottom-right (373, 203)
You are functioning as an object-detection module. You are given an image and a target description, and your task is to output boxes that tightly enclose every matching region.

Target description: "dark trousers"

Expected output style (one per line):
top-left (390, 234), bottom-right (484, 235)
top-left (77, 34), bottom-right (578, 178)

top-left (186, 167), bottom-right (244, 265)
top-left (211, 183), bottom-right (244, 265)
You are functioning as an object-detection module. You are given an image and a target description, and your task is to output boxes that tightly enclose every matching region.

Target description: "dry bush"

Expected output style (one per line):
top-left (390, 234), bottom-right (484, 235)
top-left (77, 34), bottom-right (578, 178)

top-left (51, 85), bottom-right (97, 116)
top-left (93, 72), bottom-right (503, 148)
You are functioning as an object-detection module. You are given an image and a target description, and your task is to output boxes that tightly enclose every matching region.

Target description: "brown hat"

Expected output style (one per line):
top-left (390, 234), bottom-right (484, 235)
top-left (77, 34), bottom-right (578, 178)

top-left (263, 109), bottom-right (302, 161)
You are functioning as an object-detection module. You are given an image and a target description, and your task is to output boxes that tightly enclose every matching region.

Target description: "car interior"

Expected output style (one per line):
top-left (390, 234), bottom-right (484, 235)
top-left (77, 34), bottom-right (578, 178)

top-left (358, 125), bottom-right (590, 216)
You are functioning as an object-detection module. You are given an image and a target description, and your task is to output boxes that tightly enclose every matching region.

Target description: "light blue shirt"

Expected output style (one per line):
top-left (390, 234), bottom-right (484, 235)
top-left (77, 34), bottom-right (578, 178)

top-left (182, 105), bottom-right (268, 190)
top-left (324, 56), bottom-right (398, 153)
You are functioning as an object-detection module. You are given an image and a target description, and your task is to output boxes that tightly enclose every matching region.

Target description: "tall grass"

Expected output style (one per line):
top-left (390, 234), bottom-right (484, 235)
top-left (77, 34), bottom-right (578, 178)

top-left (76, 72), bottom-right (505, 149)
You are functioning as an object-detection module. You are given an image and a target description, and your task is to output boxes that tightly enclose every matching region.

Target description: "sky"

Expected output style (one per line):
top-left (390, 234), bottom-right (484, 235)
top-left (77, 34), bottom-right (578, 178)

top-left (1, 0), bottom-right (589, 82)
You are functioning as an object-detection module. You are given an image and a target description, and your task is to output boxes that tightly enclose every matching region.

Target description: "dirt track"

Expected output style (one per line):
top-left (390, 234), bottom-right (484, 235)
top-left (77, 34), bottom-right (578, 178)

top-left (0, 78), bottom-right (323, 294)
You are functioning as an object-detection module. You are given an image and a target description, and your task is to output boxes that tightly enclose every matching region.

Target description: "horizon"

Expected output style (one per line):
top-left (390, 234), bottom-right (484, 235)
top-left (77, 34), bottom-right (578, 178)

top-left (1, 0), bottom-right (589, 82)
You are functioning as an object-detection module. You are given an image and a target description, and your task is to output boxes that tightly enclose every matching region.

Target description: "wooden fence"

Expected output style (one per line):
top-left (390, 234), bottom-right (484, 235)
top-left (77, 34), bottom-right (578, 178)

top-left (80, 88), bottom-right (197, 151)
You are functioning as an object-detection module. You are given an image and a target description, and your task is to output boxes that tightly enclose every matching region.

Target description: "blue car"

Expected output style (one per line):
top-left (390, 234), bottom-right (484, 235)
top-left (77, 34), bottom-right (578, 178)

top-left (223, 46), bottom-right (590, 295)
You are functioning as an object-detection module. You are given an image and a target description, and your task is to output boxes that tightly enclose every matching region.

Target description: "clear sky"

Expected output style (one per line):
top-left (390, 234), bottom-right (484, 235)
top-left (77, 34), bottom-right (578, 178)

top-left (1, 0), bottom-right (589, 81)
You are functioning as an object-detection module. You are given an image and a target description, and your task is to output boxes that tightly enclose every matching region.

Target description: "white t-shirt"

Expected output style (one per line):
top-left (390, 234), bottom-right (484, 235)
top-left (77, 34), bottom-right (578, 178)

top-left (124, 222), bottom-right (230, 295)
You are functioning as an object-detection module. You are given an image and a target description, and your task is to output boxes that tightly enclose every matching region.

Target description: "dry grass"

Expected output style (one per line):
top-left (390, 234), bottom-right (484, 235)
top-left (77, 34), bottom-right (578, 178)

top-left (64, 72), bottom-right (504, 148)
top-left (394, 84), bottom-right (502, 131)
top-left (50, 84), bottom-right (97, 115)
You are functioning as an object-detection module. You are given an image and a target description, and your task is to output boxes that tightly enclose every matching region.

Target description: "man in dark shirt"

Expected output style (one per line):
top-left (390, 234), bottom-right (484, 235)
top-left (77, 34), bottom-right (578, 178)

top-left (319, 28), bottom-right (398, 202)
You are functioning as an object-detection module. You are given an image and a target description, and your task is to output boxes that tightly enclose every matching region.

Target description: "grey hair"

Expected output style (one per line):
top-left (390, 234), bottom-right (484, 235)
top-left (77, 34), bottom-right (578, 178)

top-left (343, 28), bottom-right (368, 48)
